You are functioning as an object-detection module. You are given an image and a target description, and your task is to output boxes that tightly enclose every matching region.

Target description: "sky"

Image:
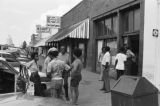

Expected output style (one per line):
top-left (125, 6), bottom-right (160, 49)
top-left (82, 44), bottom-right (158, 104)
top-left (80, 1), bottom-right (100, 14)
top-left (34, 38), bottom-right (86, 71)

top-left (0, 0), bottom-right (82, 47)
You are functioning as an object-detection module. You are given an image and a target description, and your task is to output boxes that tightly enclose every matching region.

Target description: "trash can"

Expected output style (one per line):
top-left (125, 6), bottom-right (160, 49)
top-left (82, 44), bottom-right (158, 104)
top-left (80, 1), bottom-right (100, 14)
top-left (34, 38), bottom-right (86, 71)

top-left (111, 75), bottom-right (159, 106)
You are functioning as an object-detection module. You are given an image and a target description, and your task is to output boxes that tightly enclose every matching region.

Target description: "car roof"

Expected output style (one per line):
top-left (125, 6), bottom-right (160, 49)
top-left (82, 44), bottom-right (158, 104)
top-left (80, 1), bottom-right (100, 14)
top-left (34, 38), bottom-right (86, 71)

top-left (0, 50), bottom-right (11, 54)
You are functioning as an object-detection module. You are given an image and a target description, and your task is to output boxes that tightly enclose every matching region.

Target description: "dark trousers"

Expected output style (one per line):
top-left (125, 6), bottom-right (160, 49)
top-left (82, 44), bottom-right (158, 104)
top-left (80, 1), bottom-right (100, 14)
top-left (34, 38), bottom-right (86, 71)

top-left (30, 72), bottom-right (44, 96)
top-left (63, 77), bottom-right (69, 99)
top-left (116, 70), bottom-right (124, 80)
top-left (102, 67), bottom-right (110, 92)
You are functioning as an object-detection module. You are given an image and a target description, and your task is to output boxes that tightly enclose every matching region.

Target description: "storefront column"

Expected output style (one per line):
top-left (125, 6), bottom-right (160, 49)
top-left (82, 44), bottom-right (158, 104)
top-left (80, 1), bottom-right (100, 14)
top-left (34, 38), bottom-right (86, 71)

top-left (117, 11), bottom-right (123, 50)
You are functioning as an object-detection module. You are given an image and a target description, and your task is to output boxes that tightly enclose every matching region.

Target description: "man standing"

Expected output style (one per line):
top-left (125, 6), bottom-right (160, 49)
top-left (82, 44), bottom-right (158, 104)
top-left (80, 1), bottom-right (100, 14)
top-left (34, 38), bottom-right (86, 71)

top-left (98, 47), bottom-right (106, 81)
top-left (43, 48), bottom-right (56, 75)
top-left (101, 46), bottom-right (111, 93)
top-left (58, 46), bottom-right (70, 101)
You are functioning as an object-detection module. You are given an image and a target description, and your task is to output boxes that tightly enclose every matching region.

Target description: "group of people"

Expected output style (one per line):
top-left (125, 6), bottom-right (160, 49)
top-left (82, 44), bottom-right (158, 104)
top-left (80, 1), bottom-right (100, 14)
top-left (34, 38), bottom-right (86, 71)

top-left (25, 46), bottom-right (83, 105)
top-left (98, 45), bottom-right (136, 93)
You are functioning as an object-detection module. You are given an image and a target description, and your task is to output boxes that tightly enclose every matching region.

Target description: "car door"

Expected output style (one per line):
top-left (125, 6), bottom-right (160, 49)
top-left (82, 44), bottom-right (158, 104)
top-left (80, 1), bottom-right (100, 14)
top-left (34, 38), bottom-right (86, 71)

top-left (0, 60), bottom-right (16, 93)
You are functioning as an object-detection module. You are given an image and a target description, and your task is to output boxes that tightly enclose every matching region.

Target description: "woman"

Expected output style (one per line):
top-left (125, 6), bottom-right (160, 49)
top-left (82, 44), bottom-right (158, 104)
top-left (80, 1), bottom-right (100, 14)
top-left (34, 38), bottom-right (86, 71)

top-left (26, 52), bottom-right (43, 96)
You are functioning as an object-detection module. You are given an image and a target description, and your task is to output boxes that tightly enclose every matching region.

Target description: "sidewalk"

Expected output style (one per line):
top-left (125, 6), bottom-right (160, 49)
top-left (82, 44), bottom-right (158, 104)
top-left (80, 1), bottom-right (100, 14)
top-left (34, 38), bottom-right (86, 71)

top-left (0, 70), bottom-right (115, 106)
top-left (0, 69), bottom-right (159, 106)
top-left (77, 70), bottom-right (116, 106)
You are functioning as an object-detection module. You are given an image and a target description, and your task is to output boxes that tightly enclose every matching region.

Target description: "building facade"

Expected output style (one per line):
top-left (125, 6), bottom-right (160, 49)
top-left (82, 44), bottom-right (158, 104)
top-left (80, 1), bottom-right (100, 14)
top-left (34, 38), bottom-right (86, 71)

top-left (90, 0), bottom-right (143, 75)
top-left (90, 0), bottom-right (160, 90)
top-left (46, 0), bottom-right (93, 67)
top-left (45, 0), bottom-right (160, 90)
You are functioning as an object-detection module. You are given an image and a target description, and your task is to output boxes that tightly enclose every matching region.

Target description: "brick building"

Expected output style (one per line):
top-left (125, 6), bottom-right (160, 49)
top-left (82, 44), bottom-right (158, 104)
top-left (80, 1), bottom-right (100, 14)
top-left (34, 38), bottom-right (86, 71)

top-left (45, 0), bottom-right (160, 90)
top-left (89, 0), bottom-right (143, 75)
top-left (46, 0), bottom-right (93, 67)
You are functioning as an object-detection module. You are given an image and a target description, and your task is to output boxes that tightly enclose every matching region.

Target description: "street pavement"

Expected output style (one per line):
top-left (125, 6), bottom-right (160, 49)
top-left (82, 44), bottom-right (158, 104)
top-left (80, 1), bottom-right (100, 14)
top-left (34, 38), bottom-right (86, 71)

top-left (0, 70), bottom-right (117, 106)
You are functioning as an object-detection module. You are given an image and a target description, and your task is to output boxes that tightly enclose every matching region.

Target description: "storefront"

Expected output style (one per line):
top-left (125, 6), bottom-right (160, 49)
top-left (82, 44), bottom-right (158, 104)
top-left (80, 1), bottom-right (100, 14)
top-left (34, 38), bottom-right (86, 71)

top-left (90, 0), bottom-right (143, 75)
top-left (46, 19), bottom-right (89, 66)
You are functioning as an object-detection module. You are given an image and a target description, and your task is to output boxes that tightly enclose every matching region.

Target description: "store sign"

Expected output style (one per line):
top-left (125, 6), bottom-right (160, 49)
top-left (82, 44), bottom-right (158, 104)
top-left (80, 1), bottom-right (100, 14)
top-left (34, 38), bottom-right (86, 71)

top-left (152, 29), bottom-right (159, 37)
top-left (36, 25), bottom-right (50, 33)
top-left (41, 26), bottom-right (50, 33)
top-left (46, 16), bottom-right (61, 28)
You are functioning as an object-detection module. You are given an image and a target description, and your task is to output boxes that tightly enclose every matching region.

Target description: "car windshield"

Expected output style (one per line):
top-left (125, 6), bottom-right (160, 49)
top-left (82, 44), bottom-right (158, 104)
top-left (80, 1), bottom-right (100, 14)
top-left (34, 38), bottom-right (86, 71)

top-left (2, 54), bottom-right (15, 59)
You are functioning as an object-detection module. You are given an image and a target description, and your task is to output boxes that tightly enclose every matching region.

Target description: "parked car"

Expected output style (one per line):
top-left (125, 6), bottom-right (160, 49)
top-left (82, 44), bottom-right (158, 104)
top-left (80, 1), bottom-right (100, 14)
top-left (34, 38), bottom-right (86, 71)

top-left (0, 50), bottom-right (22, 71)
top-left (0, 58), bottom-right (19, 93)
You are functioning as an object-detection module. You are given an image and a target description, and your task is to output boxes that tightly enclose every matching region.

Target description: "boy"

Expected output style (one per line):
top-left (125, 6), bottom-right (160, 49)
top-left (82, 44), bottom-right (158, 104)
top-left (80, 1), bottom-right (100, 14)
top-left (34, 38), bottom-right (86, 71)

top-left (70, 48), bottom-right (83, 105)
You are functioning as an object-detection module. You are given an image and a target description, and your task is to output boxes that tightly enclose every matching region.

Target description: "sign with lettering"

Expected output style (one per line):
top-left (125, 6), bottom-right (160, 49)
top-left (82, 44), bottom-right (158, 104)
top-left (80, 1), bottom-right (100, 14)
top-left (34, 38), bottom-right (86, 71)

top-left (46, 16), bottom-right (61, 28)
top-left (40, 26), bottom-right (50, 33)
top-left (36, 25), bottom-right (50, 33)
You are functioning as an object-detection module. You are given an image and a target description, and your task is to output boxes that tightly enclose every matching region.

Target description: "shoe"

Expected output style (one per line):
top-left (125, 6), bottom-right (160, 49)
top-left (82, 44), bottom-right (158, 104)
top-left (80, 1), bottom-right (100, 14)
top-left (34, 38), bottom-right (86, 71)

top-left (100, 88), bottom-right (105, 91)
top-left (104, 90), bottom-right (110, 93)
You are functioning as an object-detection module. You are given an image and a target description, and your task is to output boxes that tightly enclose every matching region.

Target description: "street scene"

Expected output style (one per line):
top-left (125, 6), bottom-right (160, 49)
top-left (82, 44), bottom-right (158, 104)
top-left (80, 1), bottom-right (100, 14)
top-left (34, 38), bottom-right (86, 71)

top-left (1, 0), bottom-right (160, 106)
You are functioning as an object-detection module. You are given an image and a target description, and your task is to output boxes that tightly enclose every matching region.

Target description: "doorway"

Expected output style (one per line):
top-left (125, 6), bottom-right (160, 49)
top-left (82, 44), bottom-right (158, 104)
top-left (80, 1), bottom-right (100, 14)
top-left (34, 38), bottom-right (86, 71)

top-left (123, 34), bottom-right (139, 76)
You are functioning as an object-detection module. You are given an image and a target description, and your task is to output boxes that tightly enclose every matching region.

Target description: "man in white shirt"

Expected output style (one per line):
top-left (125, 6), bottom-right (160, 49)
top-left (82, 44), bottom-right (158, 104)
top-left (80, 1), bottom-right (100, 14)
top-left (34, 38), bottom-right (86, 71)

top-left (101, 46), bottom-right (111, 93)
top-left (115, 47), bottom-right (127, 80)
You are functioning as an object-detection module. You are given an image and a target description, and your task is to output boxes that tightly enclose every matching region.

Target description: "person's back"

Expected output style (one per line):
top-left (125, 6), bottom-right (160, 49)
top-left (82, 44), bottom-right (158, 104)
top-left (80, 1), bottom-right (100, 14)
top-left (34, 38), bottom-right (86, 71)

top-left (115, 53), bottom-right (126, 70)
top-left (48, 58), bottom-right (70, 78)
top-left (115, 47), bottom-right (127, 80)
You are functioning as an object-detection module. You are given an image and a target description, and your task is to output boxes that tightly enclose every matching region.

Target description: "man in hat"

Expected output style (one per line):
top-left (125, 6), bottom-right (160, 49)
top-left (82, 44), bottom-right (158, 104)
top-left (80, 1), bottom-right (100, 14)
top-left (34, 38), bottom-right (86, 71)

top-left (47, 47), bottom-right (70, 98)
top-left (43, 47), bottom-right (58, 76)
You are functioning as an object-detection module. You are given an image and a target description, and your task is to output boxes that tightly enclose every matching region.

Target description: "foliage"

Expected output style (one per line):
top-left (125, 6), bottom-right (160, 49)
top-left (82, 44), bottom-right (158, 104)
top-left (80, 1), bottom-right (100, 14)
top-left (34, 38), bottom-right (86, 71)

top-left (22, 41), bottom-right (27, 49)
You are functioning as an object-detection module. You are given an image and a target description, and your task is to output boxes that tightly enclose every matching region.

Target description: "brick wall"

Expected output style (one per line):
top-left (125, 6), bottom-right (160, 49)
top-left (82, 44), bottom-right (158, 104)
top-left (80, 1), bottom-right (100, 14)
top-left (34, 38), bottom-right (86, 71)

top-left (61, 0), bottom-right (93, 29)
top-left (90, 0), bottom-right (136, 19)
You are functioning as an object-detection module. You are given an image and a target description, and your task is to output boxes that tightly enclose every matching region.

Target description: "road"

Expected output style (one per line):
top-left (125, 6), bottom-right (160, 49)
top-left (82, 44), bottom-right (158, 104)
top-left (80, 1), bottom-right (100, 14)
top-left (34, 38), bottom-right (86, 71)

top-left (0, 70), bottom-right (117, 106)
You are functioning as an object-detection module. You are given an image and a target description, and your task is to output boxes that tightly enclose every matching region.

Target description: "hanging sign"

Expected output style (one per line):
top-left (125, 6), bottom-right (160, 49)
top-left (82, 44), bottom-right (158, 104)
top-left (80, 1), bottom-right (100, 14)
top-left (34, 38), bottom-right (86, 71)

top-left (36, 25), bottom-right (50, 33)
top-left (46, 16), bottom-right (61, 28)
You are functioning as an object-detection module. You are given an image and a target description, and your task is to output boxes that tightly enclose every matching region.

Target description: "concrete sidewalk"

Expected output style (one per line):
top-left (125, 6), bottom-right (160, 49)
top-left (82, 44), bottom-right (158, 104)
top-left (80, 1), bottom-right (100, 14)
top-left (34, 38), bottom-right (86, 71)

top-left (77, 70), bottom-right (117, 106)
top-left (0, 69), bottom-right (159, 106)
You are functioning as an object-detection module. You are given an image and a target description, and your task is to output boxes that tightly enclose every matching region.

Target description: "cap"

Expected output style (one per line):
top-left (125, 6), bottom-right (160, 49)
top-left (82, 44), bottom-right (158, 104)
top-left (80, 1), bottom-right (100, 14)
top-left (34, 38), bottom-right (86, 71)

top-left (48, 47), bottom-right (58, 53)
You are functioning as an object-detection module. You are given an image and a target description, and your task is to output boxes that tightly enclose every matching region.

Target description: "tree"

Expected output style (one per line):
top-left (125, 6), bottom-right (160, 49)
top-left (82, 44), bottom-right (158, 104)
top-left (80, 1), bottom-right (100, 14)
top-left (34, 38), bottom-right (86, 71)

top-left (22, 41), bottom-right (27, 49)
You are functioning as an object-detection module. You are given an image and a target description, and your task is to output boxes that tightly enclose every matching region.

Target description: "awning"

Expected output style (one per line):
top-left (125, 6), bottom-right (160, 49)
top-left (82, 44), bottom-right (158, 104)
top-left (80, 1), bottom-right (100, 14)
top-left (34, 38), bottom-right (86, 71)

top-left (34, 36), bottom-right (52, 47)
top-left (46, 18), bottom-right (89, 43)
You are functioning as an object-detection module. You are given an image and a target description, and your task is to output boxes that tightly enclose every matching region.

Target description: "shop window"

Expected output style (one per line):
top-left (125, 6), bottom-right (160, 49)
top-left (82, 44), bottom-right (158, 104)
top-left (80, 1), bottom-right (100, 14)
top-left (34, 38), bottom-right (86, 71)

top-left (123, 12), bottom-right (129, 32)
top-left (97, 20), bottom-right (105, 36)
top-left (97, 40), bottom-right (103, 61)
top-left (104, 18), bottom-right (112, 36)
top-left (123, 8), bottom-right (140, 33)
top-left (134, 9), bottom-right (140, 31)
top-left (106, 39), bottom-right (117, 66)
top-left (96, 15), bottom-right (118, 37)
top-left (113, 16), bottom-right (118, 35)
